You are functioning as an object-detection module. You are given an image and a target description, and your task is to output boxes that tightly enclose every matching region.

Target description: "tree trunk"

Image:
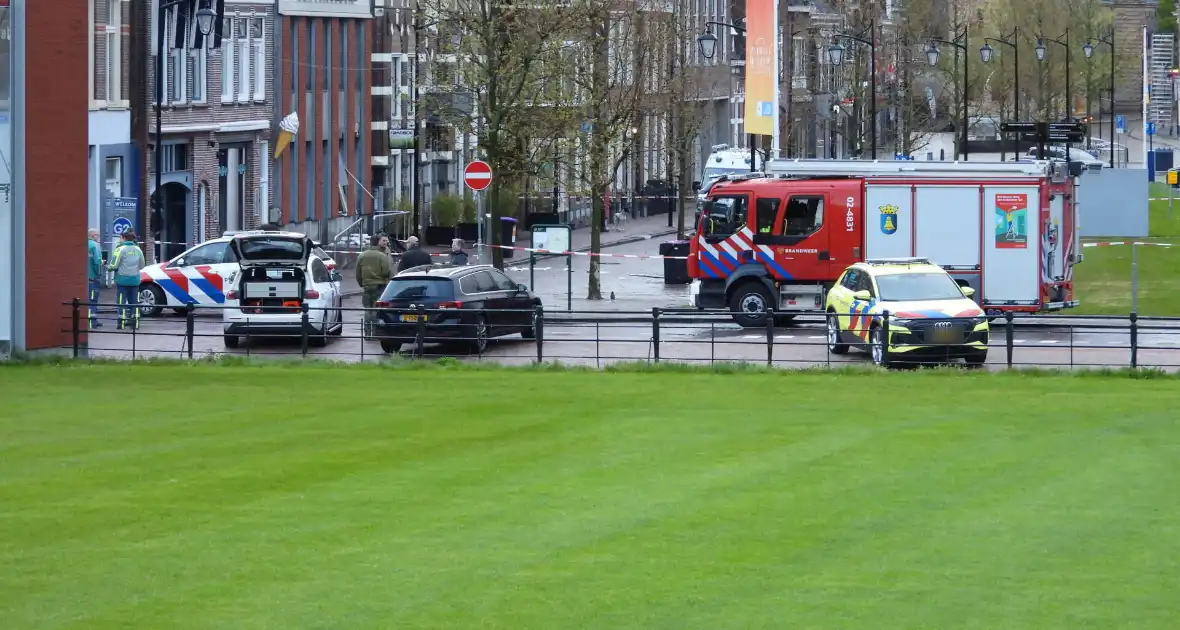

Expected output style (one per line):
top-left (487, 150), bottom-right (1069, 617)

top-left (587, 13), bottom-right (608, 301)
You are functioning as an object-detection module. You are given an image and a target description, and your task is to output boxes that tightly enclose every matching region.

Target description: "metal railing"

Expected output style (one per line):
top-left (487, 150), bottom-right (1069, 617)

top-left (65, 300), bottom-right (1180, 371)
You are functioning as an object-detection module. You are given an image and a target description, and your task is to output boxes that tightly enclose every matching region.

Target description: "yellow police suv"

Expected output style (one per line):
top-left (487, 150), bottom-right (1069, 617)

top-left (824, 258), bottom-right (989, 367)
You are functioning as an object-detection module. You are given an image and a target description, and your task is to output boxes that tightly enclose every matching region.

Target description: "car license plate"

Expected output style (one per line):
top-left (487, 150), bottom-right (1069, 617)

top-left (400, 314), bottom-right (419, 323)
top-left (930, 327), bottom-right (960, 344)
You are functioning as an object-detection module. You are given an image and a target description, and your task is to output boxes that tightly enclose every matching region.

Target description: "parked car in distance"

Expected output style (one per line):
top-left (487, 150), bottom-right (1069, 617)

top-left (222, 231), bottom-right (344, 348)
top-left (1023, 146), bottom-right (1105, 169)
top-left (372, 264), bottom-right (541, 354)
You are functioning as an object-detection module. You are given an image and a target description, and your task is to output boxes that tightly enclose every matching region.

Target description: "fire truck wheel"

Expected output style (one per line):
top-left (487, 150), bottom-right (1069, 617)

top-left (728, 282), bottom-right (774, 328)
top-left (826, 310), bottom-right (848, 354)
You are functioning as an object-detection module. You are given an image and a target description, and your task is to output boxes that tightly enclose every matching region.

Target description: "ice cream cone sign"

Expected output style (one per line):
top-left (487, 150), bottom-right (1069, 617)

top-left (274, 112), bottom-right (300, 159)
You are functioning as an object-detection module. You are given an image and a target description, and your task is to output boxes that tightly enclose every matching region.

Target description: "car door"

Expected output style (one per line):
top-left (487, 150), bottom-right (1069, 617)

top-left (469, 271), bottom-right (510, 330)
top-left (828, 268), bottom-right (858, 332)
top-left (164, 240), bottom-right (232, 305)
top-left (751, 188), bottom-right (834, 280)
top-left (487, 268), bottom-right (530, 328)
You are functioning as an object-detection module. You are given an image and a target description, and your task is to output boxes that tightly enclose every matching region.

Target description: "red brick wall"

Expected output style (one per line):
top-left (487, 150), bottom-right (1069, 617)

top-left (25, 0), bottom-right (89, 351)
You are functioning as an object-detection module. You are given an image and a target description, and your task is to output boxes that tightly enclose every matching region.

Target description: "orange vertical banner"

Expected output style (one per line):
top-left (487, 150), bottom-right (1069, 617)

top-left (744, 0), bottom-right (777, 137)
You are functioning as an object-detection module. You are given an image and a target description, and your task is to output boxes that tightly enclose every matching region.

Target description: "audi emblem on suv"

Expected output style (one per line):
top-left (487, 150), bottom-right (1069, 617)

top-left (934, 322), bottom-right (952, 328)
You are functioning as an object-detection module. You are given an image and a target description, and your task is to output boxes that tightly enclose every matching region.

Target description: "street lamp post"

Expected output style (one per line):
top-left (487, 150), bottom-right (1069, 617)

top-left (153, 0), bottom-right (216, 261)
top-left (697, 23), bottom-right (759, 172)
top-left (1036, 30), bottom-right (1071, 160)
top-left (927, 28), bottom-right (970, 161)
top-left (1084, 33), bottom-right (1116, 168)
top-left (827, 19), bottom-right (877, 159)
top-left (980, 27), bottom-right (1018, 158)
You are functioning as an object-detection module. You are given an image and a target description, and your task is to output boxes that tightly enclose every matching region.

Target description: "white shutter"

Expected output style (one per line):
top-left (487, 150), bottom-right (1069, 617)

top-left (237, 19), bottom-right (250, 102)
top-left (221, 18), bottom-right (234, 103)
top-left (252, 18), bottom-right (265, 101)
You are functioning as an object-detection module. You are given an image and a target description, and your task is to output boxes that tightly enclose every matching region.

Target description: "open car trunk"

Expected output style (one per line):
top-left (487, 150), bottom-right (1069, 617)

top-left (230, 233), bottom-right (313, 314)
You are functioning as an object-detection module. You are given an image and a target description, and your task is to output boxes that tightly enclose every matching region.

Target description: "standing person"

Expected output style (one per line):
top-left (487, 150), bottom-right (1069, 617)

top-left (356, 233), bottom-right (393, 337)
top-left (87, 228), bottom-right (105, 328)
top-left (397, 235), bottom-right (433, 272)
top-left (449, 238), bottom-right (469, 266)
top-left (108, 232), bottom-right (146, 330)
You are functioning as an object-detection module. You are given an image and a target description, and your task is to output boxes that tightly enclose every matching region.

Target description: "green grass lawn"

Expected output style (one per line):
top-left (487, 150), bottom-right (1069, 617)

top-left (1073, 182), bottom-right (1180, 315)
top-left (4, 363), bottom-right (1180, 629)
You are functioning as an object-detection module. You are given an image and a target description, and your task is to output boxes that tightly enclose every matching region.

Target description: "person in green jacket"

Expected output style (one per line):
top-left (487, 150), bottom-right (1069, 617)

top-left (108, 232), bottom-right (146, 329)
top-left (87, 228), bottom-right (105, 328)
top-left (355, 234), bottom-right (393, 335)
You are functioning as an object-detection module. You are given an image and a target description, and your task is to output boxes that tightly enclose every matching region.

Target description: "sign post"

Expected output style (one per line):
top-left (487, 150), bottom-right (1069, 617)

top-left (464, 160), bottom-right (493, 260)
top-left (531, 224), bottom-right (573, 311)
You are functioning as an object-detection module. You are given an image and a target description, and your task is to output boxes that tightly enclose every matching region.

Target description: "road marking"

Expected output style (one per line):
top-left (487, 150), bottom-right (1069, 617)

top-left (742, 335), bottom-right (761, 339)
top-left (1013, 339), bottom-right (1026, 344)
top-left (775, 334), bottom-right (795, 339)
top-left (1038, 339), bottom-right (1059, 344)
top-left (1106, 340), bottom-right (1122, 345)
top-left (807, 335), bottom-right (824, 339)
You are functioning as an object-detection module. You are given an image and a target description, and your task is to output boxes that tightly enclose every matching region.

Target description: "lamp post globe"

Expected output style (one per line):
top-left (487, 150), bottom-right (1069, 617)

top-left (195, 4), bottom-right (216, 36)
top-left (979, 43), bottom-right (994, 63)
top-left (827, 42), bottom-right (845, 66)
top-left (697, 30), bottom-right (718, 61)
top-left (1083, 41), bottom-right (1094, 59)
top-left (925, 43), bottom-right (940, 66)
top-left (1035, 39), bottom-right (1047, 61)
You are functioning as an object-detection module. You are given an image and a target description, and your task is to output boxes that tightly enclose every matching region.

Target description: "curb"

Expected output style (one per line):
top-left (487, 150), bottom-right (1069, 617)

top-left (342, 227), bottom-right (684, 298)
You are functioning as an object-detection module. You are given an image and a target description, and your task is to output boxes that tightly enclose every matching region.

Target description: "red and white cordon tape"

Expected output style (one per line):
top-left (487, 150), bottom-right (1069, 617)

top-left (1082, 241), bottom-right (1176, 248)
top-left (475, 243), bottom-right (688, 260)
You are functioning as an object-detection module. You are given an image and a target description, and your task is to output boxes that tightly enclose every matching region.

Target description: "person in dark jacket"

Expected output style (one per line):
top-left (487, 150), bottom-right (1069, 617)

top-left (397, 236), bottom-right (433, 271)
top-left (449, 238), bottom-right (469, 266)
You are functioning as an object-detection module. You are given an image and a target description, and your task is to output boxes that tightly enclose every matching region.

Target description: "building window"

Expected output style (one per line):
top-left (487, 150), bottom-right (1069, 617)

top-left (188, 15), bottom-right (208, 104)
top-left (161, 143), bottom-right (189, 173)
top-left (95, 0), bottom-right (126, 104)
top-left (104, 157), bottom-right (123, 197)
top-left (222, 15), bottom-right (265, 104)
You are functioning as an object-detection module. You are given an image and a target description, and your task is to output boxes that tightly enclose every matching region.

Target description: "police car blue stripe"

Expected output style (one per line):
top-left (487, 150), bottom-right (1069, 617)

top-left (188, 277), bottom-right (226, 304)
top-left (155, 278), bottom-right (197, 305)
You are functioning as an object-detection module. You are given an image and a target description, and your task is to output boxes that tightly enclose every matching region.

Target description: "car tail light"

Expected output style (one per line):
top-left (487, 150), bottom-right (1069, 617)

top-left (437, 301), bottom-right (463, 309)
top-left (304, 289), bottom-right (320, 299)
top-left (325, 263), bottom-right (336, 270)
top-left (226, 289), bottom-right (238, 299)
top-left (375, 301), bottom-right (392, 308)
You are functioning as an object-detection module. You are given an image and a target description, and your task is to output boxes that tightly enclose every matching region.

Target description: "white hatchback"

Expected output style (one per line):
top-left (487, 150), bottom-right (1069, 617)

top-left (221, 232), bottom-right (344, 348)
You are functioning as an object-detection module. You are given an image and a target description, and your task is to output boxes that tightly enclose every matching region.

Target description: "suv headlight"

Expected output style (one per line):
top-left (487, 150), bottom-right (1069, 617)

top-left (890, 318), bottom-right (913, 328)
top-left (969, 316), bottom-right (987, 327)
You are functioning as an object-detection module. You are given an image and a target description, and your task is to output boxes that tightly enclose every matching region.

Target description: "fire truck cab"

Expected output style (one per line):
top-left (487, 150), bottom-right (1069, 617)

top-left (688, 159), bottom-right (1080, 327)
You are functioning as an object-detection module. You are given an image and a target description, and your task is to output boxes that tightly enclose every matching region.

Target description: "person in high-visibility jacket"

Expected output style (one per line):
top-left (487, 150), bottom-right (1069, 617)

top-left (108, 232), bottom-right (146, 329)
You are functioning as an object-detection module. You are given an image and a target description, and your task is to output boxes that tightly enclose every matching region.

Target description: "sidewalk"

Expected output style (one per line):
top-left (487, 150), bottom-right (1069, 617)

top-left (340, 213), bottom-right (684, 297)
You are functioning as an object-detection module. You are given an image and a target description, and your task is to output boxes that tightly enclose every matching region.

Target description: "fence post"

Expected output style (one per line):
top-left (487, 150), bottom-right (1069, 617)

top-left (652, 307), bottom-right (660, 363)
top-left (300, 303), bottom-right (310, 357)
top-left (1005, 312), bottom-right (1014, 367)
top-left (185, 303), bottom-right (196, 360)
top-left (765, 309), bottom-right (775, 366)
top-left (1130, 311), bottom-right (1138, 369)
top-left (71, 298), bottom-right (81, 359)
top-left (535, 305), bottom-right (544, 363)
top-left (414, 305), bottom-right (427, 358)
top-left (881, 310), bottom-right (891, 365)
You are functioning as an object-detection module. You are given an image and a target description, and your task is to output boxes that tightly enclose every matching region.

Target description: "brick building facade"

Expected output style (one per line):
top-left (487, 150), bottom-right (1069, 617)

top-left (139, 0), bottom-right (274, 260)
top-left (1, 0), bottom-right (90, 354)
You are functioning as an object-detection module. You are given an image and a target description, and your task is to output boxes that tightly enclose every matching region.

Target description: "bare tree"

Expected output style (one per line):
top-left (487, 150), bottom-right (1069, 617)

top-left (418, 0), bottom-right (580, 268)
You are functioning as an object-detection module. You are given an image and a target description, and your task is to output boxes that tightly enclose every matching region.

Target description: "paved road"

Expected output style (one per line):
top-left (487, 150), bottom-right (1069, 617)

top-left (80, 238), bottom-right (1180, 370)
top-left (82, 303), bottom-right (1180, 371)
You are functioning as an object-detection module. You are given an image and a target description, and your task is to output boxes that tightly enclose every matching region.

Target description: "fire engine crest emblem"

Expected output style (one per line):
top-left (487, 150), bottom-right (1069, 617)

top-left (879, 204), bottom-right (899, 235)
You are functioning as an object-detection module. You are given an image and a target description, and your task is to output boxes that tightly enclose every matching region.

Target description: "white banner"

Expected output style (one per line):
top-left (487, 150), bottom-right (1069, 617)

top-left (277, 0), bottom-right (373, 18)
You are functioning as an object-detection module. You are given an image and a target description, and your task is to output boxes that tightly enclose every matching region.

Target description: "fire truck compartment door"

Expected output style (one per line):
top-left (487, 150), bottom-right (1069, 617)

top-left (913, 185), bottom-right (981, 268)
top-left (983, 186), bottom-right (1041, 304)
top-left (864, 185), bottom-right (913, 258)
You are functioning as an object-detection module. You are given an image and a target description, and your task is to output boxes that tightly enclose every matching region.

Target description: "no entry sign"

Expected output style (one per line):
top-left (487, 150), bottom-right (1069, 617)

top-left (463, 160), bottom-right (493, 191)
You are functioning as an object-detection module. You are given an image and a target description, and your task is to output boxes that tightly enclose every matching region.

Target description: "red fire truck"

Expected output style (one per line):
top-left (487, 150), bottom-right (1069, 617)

top-left (688, 160), bottom-right (1080, 327)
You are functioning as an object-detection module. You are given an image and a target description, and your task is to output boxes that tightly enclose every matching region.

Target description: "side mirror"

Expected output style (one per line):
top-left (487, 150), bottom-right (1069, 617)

top-left (961, 286), bottom-right (976, 298)
top-left (516, 283), bottom-right (529, 292)
top-left (692, 180), bottom-right (702, 192)
top-left (852, 290), bottom-right (873, 302)
top-left (173, 257), bottom-right (185, 267)
top-left (330, 271), bottom-right (343, 283)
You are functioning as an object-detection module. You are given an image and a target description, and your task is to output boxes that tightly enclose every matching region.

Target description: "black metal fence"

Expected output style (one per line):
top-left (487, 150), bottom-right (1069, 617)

top-left (65, 299), bottom-right (1180, 371)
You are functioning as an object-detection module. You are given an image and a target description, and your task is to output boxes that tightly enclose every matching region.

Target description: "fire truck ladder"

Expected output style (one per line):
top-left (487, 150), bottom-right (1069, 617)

top-left (765, 158), bottom-right (1056, 179)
